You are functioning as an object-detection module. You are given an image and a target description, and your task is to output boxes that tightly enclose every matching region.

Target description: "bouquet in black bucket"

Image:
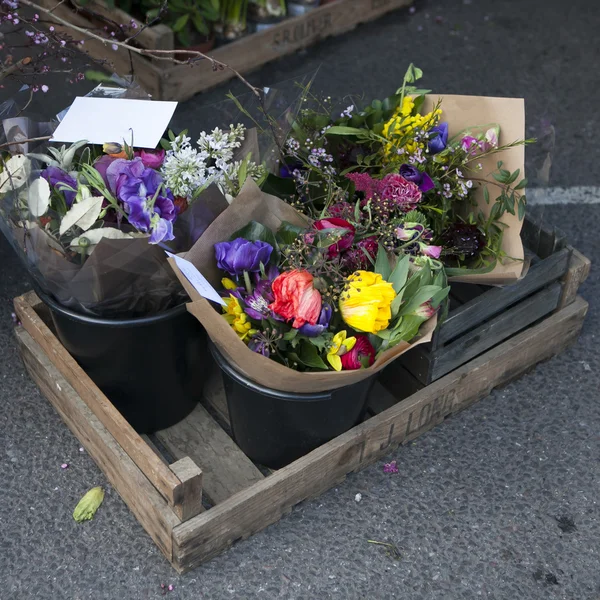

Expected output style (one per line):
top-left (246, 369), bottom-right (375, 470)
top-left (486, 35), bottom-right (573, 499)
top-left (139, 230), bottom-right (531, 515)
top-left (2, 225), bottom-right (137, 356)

top-left (168, 179), bottom-right (450, 467)
top-left (0, 79), bottom-right (307, 433)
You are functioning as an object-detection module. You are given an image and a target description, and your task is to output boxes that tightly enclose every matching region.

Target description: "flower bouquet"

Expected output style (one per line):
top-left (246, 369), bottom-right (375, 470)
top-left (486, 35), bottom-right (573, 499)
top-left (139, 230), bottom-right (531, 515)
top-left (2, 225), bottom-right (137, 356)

top-left (263, 65), bottom-right (531, 284)
top-left (168, 178), bottom-right (449, 465)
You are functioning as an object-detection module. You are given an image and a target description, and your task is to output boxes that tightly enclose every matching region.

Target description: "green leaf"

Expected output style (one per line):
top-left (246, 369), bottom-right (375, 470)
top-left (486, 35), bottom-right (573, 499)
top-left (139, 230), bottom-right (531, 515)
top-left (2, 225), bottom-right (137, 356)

top-left (388, 254), bottom-right (410, 293)
top-left (398, 285), bottom-right (441, 316)
top-left (277, 221), bottom-right (304, 245)
top-left (192, 14), bottom-right (209, 35)
top-left (430, 285), bottom-right (451, 309)
top-left (84, 70), bottom-right (113, 83)
top-left (230, 220), bottom-right (278, 256)
top-left (283, 328), bottom-right (298, 341)
top-left (518, 197), bottom-right (526, 220)
top-left (483, 186), bottom-right (490, 204)
top-left (505, 168), bottom-right (520, 185)
top-left (374, 245), bottom-right (392, 279)
top-left (325, 126), bottom-right (366, 136)
top-left (73, 486), bottom-right (104, 523)
top-left (514, 177), bottom-right (528, 190)
top-left (172, 13), bottom-right (189, 31)
top-left (298, 341), bottom-right (328, 370)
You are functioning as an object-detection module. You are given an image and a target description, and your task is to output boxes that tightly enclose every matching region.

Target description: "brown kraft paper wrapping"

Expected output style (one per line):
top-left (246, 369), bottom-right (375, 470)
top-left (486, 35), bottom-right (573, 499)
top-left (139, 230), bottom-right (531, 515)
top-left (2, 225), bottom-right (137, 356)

top-left (169, 179), bottom-right (437, 394)
top-left (422, 94), bottom-right (526, 285)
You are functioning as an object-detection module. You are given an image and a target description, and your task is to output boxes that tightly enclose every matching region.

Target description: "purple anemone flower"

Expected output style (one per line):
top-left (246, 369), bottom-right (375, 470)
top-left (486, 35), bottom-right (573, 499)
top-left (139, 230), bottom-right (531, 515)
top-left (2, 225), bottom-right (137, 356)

top-left (105, 157), bottom-right (176, 244)
top-left (428, 122), bottom-right (448, 155)
top-left (41, 166), bottom-right (77, 206)
top-left (399, 164), bottom-right (435, 193)
top-left (298, 303), bottom-right (332, 337)
top-left (215, 238), bottom-right (273, 277)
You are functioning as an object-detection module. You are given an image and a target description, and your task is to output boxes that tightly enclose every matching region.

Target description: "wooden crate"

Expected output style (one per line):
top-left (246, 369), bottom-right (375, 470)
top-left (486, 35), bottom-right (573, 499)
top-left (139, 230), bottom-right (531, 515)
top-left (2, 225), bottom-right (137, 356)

top-left (13, 247), bottom-right (589, 572)
top-left (393, 215), bottom-right (592, 386)
top-left (36, 0), bottom-right (413, 101)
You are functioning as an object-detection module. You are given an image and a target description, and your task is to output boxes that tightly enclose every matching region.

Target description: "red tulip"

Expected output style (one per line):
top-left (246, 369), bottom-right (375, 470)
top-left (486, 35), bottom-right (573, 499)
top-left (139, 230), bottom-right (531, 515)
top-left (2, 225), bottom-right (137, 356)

top-left (313, 217), bottom-right (355, 258)
top-left (340, 335), bottom-right (376, 370)
top-left (269, 269), bottom-right (322, 328)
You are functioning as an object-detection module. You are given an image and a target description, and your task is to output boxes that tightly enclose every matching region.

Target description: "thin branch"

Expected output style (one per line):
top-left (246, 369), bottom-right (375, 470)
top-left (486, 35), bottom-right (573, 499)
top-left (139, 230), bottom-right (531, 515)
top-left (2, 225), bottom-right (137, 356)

top-left (0, 136), bottom-right (53, 150)
top-left (19, 0), bottom-right (261, 97)
top-left (0, 57), bottom-right (32, 82)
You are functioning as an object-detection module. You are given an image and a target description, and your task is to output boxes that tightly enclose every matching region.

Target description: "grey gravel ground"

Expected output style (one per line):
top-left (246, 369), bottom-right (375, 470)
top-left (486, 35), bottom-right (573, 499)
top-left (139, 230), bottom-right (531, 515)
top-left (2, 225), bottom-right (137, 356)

top-left (1, 0), bottom-right (599, 598)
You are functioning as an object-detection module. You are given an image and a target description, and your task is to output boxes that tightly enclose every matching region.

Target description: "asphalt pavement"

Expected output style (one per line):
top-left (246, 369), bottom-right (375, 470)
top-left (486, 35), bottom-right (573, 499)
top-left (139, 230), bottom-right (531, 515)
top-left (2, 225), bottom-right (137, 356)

top-left (1, 0), bottom-right (599, 598)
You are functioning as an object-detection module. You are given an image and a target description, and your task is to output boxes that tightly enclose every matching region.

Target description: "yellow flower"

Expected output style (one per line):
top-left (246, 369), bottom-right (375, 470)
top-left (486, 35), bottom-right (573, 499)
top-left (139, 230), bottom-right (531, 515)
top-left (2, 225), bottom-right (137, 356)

top-left (222, 277), bottom-right (238, 290)
top-left (381, 97), bottom-right (443, 160)
top-left (339, 271), bottom-right (396, 334)
top-left (223, 294), bottom-right (256, 341)
top-left (327, 331), bottom-right (357, 372)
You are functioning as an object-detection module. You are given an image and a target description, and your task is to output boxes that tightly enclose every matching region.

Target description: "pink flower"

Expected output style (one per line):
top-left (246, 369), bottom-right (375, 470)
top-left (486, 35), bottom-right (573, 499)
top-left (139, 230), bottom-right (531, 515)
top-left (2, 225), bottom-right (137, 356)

top-left (340, 335), bottom-right (376, 370)
top-left (380, 174), bottom-right (422, 210)
top-left (461, 135), bottom-right (481, 155)
top-left (346, 172), bottom-right (379, 199)
top-left (328, 201), bottom-right (356, 220)
top-left (269, 270), bottom-right (322, 328)
top-left (313, 217), bottom-right (355, 258)
top-left (413, 301), bottom-right (437, 319)
top-left (420, 244), bottom-right (442, 259)
top-left (135, 149), bottom-right (165, 169)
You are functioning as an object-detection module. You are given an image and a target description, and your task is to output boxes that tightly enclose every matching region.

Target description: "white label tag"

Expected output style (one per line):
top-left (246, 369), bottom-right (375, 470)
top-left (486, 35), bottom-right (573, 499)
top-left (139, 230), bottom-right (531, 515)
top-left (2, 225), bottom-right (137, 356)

top-left (166, 252), bottom-right (226, 306)
top-left (51, 97), bottom-right (177, 148)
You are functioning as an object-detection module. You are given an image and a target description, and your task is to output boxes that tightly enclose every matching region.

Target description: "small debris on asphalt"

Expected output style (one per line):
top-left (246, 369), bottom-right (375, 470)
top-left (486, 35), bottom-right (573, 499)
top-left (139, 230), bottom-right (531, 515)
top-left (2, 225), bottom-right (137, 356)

top-left (555, 515), bottom-right (577, 533)
top-left (368, 540), bottom-right (402, 561)
top-left (533, 568), bottom-right (559, 585)
top-left (355, 493), bottom-right (362, 502)
top-left (60, 463), bottom-right (69, 469)
top-left (383, 460), bottom-right (399, 474)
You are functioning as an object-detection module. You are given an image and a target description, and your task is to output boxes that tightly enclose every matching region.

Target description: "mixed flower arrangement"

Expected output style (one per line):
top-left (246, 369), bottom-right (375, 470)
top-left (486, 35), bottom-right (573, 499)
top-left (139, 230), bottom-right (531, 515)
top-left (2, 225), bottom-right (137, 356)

top-left (3, 123), bottom-right (263, 257)
top-left (214, 215), bottom-right (448, 372)
top-left (264, 65), bottom-right (532, 276)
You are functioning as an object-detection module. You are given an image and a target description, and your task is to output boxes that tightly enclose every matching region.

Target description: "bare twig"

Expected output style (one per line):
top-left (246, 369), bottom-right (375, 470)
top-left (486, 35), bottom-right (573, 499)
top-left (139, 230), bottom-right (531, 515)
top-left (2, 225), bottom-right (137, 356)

top-left (19, 0), bottom-right (261, 97)
top-left (0, 136), bottom-right (53, 151)
top-left (0, 57), bottom-right (32, 82)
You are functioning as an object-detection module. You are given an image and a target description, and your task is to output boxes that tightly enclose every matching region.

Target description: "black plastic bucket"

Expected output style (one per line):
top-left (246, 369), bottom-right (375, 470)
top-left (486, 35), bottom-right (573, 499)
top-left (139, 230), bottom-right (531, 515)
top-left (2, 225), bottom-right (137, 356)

top-left (38, 290), bottom-right (207, 434)
top-left (209, 342), bottom-right (375, 468)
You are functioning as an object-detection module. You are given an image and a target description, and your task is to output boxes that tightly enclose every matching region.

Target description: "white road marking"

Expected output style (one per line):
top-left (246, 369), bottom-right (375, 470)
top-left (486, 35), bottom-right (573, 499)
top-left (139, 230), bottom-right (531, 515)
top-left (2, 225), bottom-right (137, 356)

top-left (527, 186), bottom-right (600, 205)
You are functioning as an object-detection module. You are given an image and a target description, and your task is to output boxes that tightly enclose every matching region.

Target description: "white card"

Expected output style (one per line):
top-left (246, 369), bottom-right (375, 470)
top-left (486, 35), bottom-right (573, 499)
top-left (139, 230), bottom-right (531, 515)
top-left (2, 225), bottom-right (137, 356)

top-left (166, 252), bottom-right (226, 306)
top-left (51, 97), bottom-right (177, 149)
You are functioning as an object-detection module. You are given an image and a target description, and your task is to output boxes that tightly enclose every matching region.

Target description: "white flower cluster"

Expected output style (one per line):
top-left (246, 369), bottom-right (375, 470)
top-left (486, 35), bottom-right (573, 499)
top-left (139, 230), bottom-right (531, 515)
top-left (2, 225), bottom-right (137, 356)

top-left (161, 124), bottom-right (263, 200)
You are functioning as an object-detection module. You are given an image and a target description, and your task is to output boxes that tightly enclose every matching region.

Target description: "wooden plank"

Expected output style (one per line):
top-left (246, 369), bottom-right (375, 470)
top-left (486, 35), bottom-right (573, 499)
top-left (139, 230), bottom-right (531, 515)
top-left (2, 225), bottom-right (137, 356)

top-left (141, 434), bottom-right (169, 465)
top-left (521, 213), bottom-right (567, 258)
top-left (156, 404), bottom-right (264, 506)
top-left (159, 0), bottom-right (413, 100)
top-left (13, 292), bottom-right (184, 512)
top-left (397, 345), bottom-right (432, 386)
top-left (436, 247), bottom-right (571, 345)
top-left (202, 370), bottom-right (230, 427)
top-left (429, 282), bottom-right (562, 381)
top-left (559, 247), bottom-right (592, 309)
top-left (171, 297), bottom-right (588, 571)
top-left (170, 458), bottom-right (205, 521)
top-left (15, 327), bottom-right (179, 561)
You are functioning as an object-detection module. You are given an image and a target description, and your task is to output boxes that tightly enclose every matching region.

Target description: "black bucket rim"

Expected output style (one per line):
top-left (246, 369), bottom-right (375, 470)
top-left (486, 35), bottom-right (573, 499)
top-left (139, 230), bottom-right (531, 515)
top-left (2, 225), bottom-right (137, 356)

top-left (35, 286), bottom-right (188, 328)
top-left (209, 340), bottom-right (371, 401)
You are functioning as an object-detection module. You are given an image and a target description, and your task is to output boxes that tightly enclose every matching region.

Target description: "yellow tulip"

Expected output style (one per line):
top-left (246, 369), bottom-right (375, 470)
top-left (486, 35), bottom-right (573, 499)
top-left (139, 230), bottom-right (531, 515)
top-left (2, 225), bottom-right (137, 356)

top-left (223, 295), bottom-right (256, 341)
top-left (339, 271), bottom-right (396, 334)
top-left (327, 331), bottom-right (357, 371)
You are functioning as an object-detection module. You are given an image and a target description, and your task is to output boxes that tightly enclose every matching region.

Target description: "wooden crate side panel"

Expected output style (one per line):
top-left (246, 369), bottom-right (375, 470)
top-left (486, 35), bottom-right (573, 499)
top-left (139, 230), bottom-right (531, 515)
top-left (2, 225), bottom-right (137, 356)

top-left (36, 0), bottom-right (163, 98)
top-left (156, 404), bottom-right (264, 506)
top-left (559, 247), bottom-right (592, 309)
top-left (160, 0), bottom-right (413, 101)
top-left (521, 213), bottom-right (567, 258)
top-left (429, 282), bottom-right (562, 381)
top-left (13, 292), bottom-right (183, 510)
top-left (15, 328), bottom-right (179, 562)
top-left (172, 297), bottom-right (587, 571)
top-left (436, 247), bottom-right (571, 345)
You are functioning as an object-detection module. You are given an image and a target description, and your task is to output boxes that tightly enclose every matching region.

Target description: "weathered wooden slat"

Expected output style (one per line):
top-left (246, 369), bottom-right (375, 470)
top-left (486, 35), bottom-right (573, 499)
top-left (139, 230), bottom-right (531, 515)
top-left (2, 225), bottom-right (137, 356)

top-left (436, 247), bottom-right (571, 346)
top-left (15, 327), bottom-right (179, 561)
top-left (521, 213), bottom-right (567, 258)
top-left (13, 292), bottom-right (184, 512)
top-left (202, 370), bottom-right (230, 428)
top-left (171, 297), bottom-right (588, 571)
top-left (559, 247), bottom-right (592, 309)
top-left (156, 404), bottom-right (264, 506)
top-left (169, 458), bottom-right (204, 521)
top-left (429, 282), bottom-right (562, 382)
